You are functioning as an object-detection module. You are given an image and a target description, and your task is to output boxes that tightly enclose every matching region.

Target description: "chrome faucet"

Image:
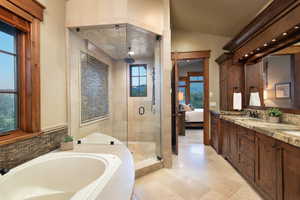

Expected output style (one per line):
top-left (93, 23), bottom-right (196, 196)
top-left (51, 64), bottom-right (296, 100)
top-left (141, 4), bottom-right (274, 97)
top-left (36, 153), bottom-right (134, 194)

top-left (247, 110), bottom-right (259, 118)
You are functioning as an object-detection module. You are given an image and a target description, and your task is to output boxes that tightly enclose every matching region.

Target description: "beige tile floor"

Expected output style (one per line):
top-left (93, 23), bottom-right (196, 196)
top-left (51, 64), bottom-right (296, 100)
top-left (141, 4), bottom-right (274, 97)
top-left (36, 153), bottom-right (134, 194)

top-left (134, 129), bottom-right (263, 200)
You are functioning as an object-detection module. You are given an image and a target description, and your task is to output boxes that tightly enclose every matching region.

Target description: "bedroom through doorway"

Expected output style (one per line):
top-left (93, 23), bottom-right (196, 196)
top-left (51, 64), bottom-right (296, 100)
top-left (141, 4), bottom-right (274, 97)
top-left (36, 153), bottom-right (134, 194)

top-left (171, 51), bottom-right (210, 155)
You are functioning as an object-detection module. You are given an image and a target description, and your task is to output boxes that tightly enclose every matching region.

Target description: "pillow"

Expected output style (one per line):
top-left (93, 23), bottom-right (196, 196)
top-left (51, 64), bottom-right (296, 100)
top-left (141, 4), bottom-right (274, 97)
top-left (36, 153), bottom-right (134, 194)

top-left (183, 104), bottom-right (192, 111)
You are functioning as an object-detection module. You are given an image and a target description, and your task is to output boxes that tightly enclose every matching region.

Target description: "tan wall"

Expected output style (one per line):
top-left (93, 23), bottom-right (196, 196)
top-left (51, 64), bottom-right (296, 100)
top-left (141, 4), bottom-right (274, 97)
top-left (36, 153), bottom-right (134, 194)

top-left (66, 0), bottom-right (163, 35)
top-left (171, 30), bottom-right (231, 111)
top-left (68, 31), bottom-right (114, 139)
top-left (37, 0), bottom-right (68, 131)
top-left (111, 61), bottom-right (128, 142)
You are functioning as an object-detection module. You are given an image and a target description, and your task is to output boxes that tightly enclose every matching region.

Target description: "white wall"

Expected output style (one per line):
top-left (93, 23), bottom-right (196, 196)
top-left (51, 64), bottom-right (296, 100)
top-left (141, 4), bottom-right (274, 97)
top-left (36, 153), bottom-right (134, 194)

top-left (171, 30), bottom-right (231, 110)
top-left (38, 0), bottom-right (68, 131)
top-left (66, 0), bottom-right (164, 35)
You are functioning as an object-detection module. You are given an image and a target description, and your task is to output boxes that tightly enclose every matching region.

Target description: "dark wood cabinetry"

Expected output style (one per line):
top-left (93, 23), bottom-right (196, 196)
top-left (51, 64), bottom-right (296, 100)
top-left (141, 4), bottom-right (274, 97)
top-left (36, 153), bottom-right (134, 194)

top-left (256, 134), bottom-right (280, 200)
top-left (280, 142), bottom-right (300, 200)
top-left (237, 126), bottom-right (256, 182)
top-left (220, 120), bottom-right (300, 200)
top-left (216, 54), bottom-right (245, 111)
top-left (210, 112), bottom-right (221, 154)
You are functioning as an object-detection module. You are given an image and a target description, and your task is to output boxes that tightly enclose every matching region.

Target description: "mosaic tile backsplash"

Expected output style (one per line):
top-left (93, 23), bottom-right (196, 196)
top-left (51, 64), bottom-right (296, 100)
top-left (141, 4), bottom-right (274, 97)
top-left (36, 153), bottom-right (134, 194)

top-left (81, 52), bottom-right (109, 123)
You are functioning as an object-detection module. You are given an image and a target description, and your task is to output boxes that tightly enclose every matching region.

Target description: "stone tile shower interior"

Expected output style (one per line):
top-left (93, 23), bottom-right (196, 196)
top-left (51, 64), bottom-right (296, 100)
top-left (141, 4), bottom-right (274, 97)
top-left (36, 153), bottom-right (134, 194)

top-left (68, 24), bottom-right (162, 168)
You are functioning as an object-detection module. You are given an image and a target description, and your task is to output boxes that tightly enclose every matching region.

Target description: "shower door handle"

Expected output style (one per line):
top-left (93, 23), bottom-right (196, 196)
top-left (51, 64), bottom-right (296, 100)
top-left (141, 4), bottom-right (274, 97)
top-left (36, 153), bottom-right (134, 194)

top-left (139, 106), bottom-right (145, 115)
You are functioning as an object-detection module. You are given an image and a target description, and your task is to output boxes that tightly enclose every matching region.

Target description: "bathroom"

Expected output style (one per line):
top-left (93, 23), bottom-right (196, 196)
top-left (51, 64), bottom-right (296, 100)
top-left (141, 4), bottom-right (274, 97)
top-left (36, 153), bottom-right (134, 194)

top-left (3, 0), bottom-right (300, 200)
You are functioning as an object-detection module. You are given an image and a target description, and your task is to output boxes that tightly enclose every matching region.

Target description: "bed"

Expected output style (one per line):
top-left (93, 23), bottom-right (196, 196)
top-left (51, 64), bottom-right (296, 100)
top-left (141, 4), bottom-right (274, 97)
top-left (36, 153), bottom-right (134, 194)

top-left (185, 108), bottom-right (204, 128)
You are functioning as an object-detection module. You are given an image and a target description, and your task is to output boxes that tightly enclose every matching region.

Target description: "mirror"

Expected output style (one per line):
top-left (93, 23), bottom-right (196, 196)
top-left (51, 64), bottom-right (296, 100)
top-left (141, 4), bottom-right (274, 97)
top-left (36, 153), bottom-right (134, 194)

top-left (262, 43), bottom-right (300, 109)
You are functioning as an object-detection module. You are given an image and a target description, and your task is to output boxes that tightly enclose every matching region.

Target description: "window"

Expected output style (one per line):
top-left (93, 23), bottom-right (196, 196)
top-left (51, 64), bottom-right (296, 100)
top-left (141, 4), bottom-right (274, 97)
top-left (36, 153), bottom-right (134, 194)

top-left (130, 65), bottom-right (147, 97)
top-left (0, 2), bottom-right (44, 141)
top-left (189, 74), bottom-right (204, 108)
top-left (177, 73), bottom-right (204, 108)
top-left (0, 21), bottom-right (18, 134)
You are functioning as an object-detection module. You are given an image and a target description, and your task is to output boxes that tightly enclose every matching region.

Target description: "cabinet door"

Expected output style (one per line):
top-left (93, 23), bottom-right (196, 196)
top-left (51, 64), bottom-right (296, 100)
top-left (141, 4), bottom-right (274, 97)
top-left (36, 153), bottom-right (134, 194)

top-left (256, 134), bottom-right (279, 200)
top-left (282, 143), bottom-right (300, 200)
top-left (238, 127), bottom-right (255, 182)
top-left (210, 113), bottom-right (220, 153)
top-left (228, 122), bottom-right (238, 167)
top-left (221, 120), bottom-right (229, 158)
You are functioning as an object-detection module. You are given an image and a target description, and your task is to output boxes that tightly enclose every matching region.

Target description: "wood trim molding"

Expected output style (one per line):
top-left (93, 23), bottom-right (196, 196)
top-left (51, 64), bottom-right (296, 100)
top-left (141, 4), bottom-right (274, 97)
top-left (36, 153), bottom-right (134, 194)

top-left (171, 51), bottom-right (211, 60)
top-left (171, 51), bottom-right (211, 145)
top-left (6, 0), bottom-right (45, 21)
top-left (224, 0), bottom-right (298, 51)
top-left (0, 0), bottom-right (45, 22)
top-left (0, 4), bottom-right (42, 141)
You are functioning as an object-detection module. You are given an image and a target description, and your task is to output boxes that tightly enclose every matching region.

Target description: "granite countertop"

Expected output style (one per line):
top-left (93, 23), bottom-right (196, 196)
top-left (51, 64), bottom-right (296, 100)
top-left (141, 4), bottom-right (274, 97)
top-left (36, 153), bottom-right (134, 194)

top-left (210, 110), bottom-right (245, 116)
top-left (220, 115), bottom-right (300, 148)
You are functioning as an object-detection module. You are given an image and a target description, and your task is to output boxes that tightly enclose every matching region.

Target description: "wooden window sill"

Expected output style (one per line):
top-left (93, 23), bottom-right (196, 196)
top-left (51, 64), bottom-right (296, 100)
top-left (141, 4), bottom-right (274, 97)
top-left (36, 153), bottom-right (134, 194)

top-left (0, 130), bottom-right (42, 146)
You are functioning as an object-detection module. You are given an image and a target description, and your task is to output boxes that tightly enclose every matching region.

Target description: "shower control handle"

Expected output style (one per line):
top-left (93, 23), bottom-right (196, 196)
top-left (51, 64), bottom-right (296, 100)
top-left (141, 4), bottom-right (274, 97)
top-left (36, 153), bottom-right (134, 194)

top-left (139, 106), bottom-right (145, 115)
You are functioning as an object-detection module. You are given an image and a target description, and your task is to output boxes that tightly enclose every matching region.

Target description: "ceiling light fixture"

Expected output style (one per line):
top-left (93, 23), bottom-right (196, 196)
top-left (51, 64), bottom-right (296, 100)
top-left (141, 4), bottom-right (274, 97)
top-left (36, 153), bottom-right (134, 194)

top-left (272, 39), bottom-right (276, 42)
top-left (283, 32), bottom-right (287, 36)
top-left (295, 26), bottom-right (299, 29)
top-left (264, 43), bottom-right (268, 47)
top-left (245, 54), bottom-right (249, 57)
top-left (187, 60), bottom-right (190, 63)
top-left (250, 51), bottom-right (254, 54)
top-left (128, 50), bottom-right (135, 56)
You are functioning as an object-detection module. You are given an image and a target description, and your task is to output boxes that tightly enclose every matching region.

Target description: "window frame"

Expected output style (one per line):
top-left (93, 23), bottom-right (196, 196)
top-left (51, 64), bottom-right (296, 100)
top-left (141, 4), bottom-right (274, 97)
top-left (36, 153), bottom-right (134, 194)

top-left (0, 1), bottom-right (45, 145)
top-left (188, 72), bottom-right (204, 108)
top-left (129, 64), bottom-right (148, 97)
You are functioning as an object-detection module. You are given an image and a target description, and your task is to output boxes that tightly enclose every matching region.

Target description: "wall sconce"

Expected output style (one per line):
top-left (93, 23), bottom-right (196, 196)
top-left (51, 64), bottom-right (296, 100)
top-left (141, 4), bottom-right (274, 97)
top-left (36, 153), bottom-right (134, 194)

top-left (178, 91), bottom-right (184, 102)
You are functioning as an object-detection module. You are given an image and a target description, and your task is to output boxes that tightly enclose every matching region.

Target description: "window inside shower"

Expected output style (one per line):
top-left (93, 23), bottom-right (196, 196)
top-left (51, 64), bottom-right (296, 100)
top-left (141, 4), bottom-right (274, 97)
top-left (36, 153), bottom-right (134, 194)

top-left (70, 24), bottom-right (162, 167)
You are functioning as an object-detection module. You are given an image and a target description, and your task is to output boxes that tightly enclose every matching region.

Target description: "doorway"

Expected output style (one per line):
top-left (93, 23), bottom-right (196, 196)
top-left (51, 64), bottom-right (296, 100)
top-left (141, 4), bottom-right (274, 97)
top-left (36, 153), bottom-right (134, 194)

top-left (171, 51), bottom-right (210, 154)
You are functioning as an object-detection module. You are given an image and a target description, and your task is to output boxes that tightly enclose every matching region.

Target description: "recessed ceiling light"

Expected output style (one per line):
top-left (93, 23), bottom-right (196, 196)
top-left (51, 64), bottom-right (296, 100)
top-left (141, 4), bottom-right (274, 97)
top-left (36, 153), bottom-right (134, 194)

top-left (295, 26), bottom-right (299, 29)
top-left (264, 43), bottom-right (268, 47)
top-left (283, 32), bottom-right (287, 36)
top-left (272, 39), bottom-right (276, 42)
top-left (245, 54), bottom-right (249, 57)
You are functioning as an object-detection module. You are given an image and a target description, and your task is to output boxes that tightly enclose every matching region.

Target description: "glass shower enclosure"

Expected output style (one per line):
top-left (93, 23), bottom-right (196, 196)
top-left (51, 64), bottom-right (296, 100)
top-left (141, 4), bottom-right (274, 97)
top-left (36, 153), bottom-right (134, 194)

top-left (73, 24), bottom-right (162, 167)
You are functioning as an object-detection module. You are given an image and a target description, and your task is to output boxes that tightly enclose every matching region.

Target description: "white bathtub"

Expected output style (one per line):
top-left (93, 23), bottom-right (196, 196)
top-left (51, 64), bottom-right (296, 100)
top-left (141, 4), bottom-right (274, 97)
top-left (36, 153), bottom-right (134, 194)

top-left (0, 152), bottom-right (122, 200)
top-left (80, 133), bottom-right (123, 145)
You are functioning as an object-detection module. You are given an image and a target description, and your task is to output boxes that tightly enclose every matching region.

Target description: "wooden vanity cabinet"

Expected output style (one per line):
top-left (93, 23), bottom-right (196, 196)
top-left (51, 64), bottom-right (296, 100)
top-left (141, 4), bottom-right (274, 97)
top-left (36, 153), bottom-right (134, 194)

top-left (280, 142), bottom-right (300, 200)
top-left (220, 120), bottom-right (300, 200)
top-left (210, 112), bottom-right (221, 154)
top-left (237, 126), bottom-right (256, 182)
top-left (216, 54), bottom-right (245, 111)
top-left (255, 134), bottom-right (280, 200)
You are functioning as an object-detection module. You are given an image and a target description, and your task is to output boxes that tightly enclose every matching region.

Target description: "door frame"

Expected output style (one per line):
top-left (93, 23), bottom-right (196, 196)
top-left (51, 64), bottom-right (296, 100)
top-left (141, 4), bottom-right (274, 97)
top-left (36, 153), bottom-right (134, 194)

top-left (171, 51), bottom-right (211, 146)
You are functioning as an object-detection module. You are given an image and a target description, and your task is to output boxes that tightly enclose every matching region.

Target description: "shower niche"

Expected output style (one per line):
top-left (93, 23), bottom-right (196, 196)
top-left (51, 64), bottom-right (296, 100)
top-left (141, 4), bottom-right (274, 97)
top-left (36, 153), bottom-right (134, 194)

top-left (68, 24), bottom-right (162, 168)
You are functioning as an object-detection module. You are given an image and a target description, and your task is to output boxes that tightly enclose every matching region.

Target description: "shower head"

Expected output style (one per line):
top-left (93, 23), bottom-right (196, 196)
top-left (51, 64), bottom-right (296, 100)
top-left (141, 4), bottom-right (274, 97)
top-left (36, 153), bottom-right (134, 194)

top-left (124, 47), bottom-right (135, 64)
top-left (124, 56), bottom-right (135, 64)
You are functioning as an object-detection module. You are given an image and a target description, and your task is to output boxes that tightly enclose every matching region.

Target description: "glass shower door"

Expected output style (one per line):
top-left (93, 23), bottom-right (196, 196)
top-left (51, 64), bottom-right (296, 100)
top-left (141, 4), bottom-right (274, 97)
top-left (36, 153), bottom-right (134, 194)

top-left (127, 37), bottom-right (162, 165)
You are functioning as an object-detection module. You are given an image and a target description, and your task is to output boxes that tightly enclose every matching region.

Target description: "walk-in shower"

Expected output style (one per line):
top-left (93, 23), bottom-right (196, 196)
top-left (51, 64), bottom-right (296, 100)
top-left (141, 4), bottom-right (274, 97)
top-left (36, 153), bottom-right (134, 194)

top-left (68, 24), bottom-right (162, 168)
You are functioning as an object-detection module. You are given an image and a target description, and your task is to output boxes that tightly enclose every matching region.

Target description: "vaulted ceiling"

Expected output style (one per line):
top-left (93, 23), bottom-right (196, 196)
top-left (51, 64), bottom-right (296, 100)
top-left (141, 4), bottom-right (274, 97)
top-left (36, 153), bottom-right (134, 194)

top-left (171, 0), bottom-right (273, 37)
